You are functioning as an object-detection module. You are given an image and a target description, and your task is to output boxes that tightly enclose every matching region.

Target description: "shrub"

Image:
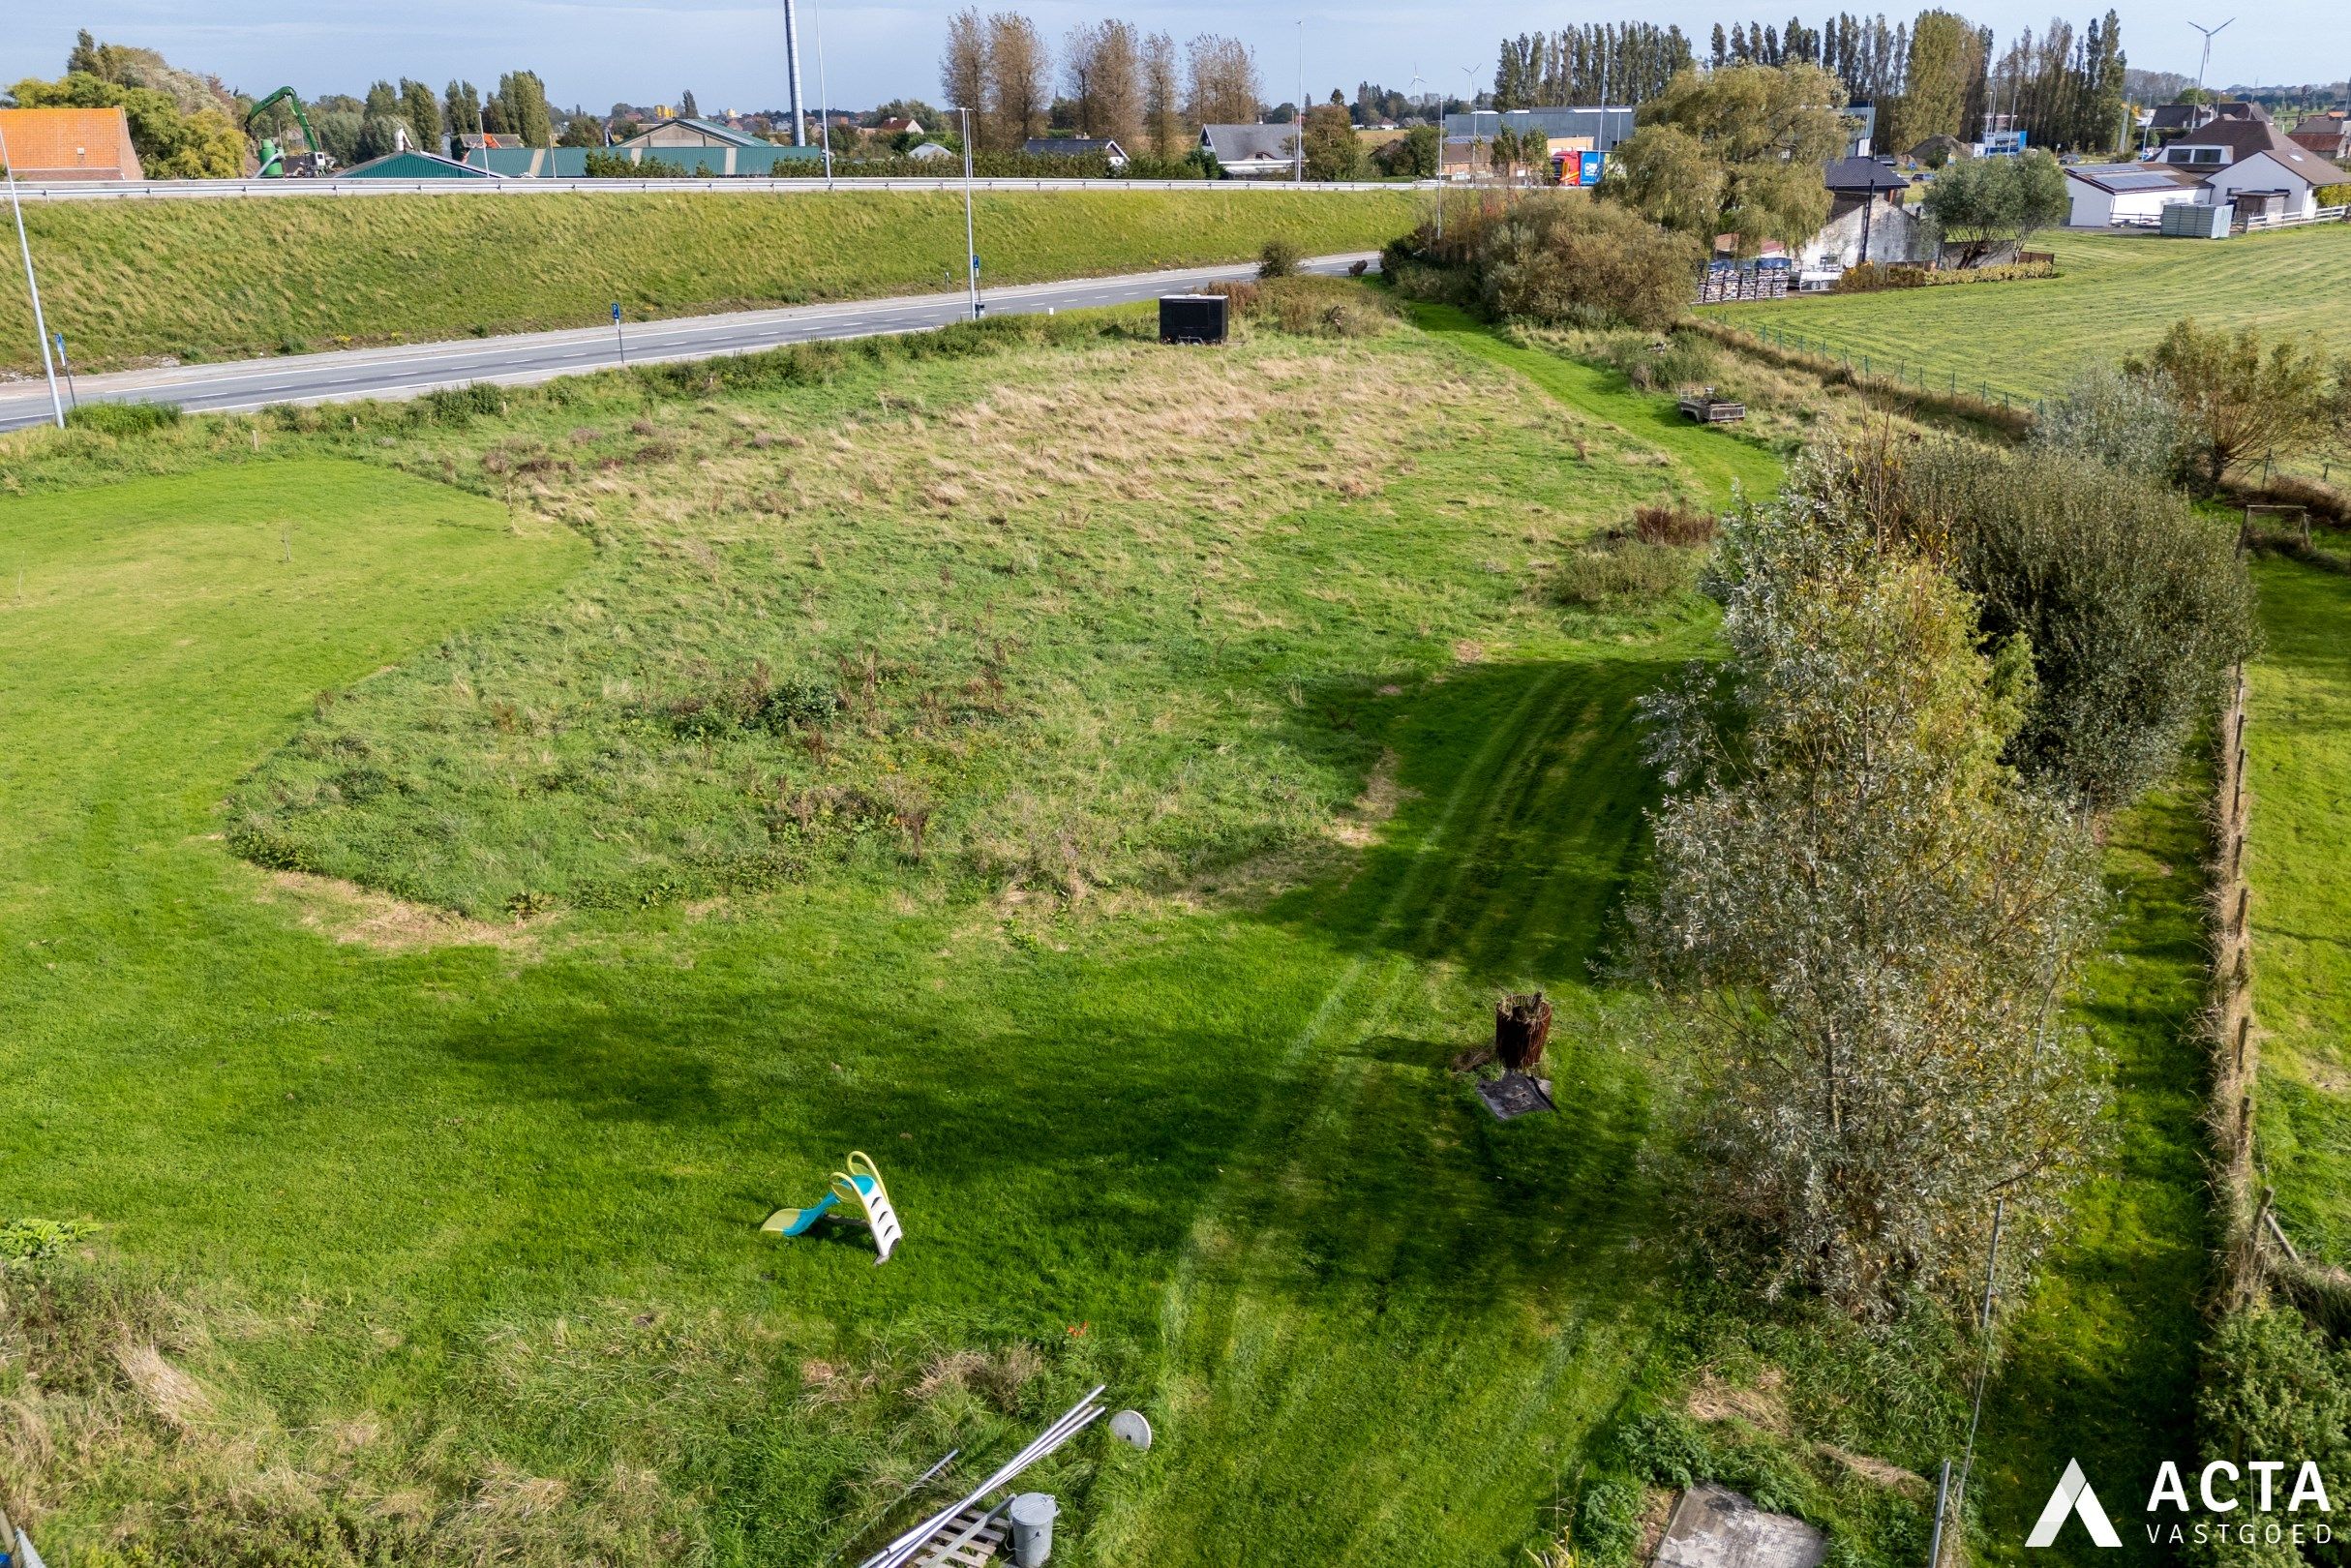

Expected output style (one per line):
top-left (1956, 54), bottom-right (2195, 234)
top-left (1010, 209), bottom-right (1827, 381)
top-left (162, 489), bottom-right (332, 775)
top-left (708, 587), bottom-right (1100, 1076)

top-left (2031, 364), bottom-right (2186, 483)
top-left (1634, 444), bottom-right (2110, 1315)
top-left (1893, 440), bottom-right (2258, 812)
top-left (1258, 237), bottom-right (1303, 280)
top-left (665, 664), bottom-right (838, 738)
top-left (1474, 193), bottom-right (1703, 331)
top-left (1552, 535), bottom-right (1703, 609)
top-left (1391, 191), bottom-right (1702, 331)
top-left (65, 401), bottom-right (181, 436)
top-left (2188, 1306), bottom-right (2351, 1568)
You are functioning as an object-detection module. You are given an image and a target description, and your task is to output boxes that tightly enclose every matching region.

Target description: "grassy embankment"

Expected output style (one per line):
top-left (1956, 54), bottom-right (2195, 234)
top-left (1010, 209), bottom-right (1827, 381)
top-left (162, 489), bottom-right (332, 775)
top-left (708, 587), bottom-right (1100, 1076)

top-left (1704, 225), bottom-right (2351, 404)
top-left (0, 188), bottom-right (1416, 374)
top-left (2245, 558), bottom-right (2351, 1263)
top-left (0, 292), bottom-right (2215, 1567)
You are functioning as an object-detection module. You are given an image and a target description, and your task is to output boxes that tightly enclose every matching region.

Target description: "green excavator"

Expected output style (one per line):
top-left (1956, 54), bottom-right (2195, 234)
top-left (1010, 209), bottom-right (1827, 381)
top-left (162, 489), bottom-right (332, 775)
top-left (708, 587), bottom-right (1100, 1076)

top-left (245, 86), bottom-right (334, 177)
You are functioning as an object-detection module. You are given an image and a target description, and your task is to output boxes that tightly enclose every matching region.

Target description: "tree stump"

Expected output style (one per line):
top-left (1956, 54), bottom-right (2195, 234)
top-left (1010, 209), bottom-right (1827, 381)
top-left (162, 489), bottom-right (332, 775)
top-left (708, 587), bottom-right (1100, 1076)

top-left (1495, 992), bottom-right (1552, 1073)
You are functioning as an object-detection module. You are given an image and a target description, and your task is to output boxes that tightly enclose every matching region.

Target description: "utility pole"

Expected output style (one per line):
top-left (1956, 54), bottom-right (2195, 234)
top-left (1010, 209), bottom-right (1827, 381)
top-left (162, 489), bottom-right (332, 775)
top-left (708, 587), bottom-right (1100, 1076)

top-left (783, 0), bottom-right (809, 145)
top-left (0, 125), bottom-right (66, 430)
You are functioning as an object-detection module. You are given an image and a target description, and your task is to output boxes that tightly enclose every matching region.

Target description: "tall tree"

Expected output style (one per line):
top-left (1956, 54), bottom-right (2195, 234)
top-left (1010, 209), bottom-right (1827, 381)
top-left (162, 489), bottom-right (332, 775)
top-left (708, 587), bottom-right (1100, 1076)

top-left (984, 13), bottom-right (1051, 149)
top-left (1185, 34), bottom-right (1261, 126)
top-left (939, 10), bottom-right (989, 144)
top-left (442, 79), bottom-right (483, 138)
top-left (1611, 63), bottom-right (1847, 251)
top-left (491, 70), bottom-right (554, 147)
top-left (1890, 10), bottom-right (1983, 147)
top-left (1064, 19), bottom-right (1143, 146)
top-left (1141, 30), bottom-right (1185, 157)
top-left (398, 78), bottom-right (441, 154)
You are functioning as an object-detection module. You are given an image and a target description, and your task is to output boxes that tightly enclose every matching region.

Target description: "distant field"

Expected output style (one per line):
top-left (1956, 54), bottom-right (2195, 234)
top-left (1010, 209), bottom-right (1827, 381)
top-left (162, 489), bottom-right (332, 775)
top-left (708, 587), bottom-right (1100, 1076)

top-left (0, 187), bottom-right (1418, 372)
top-left (2246, 558), bottom-right (2351, 1264)
top-left (1707, 226), bottom-right (2351, 402)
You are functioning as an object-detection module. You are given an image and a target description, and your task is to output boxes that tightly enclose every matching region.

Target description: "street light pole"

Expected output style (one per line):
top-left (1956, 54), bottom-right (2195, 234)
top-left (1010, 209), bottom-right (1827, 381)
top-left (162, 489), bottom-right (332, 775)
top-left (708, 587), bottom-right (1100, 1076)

top-left (812, 0), bottom-right (834, 187)
top-left (954, 106), bottom-right (980, 320)
top-left (0, 125), bottom-right (66, 430)
top-left (1296, 19), bottom-right (1306, 184)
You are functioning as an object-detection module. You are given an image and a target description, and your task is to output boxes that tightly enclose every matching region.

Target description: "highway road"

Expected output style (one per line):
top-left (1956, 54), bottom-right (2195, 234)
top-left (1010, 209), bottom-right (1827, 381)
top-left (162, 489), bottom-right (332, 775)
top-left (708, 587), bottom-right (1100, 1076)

top-left (0, 253), bottom-right (1378, 433)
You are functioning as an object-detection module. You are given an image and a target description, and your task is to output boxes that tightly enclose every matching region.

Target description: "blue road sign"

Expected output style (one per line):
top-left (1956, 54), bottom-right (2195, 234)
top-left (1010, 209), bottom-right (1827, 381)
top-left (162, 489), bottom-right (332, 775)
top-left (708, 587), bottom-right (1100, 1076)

top-left (612, 302), bottom-right (622, 321)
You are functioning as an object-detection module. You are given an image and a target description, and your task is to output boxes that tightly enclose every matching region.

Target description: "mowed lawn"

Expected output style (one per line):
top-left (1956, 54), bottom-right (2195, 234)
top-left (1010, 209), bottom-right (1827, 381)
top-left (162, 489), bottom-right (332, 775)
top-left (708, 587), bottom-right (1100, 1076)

top-left (0, 317), bottom-right (1772, 1566)
top-left (2246, 558), bottom-right (2351, 1264)
top-left (0, 307), bottom-right (2216, 1567)
top-left (1706, 226), bottom-right (2351, 402)
top-left (0, 187), bottom-right (1416, 373)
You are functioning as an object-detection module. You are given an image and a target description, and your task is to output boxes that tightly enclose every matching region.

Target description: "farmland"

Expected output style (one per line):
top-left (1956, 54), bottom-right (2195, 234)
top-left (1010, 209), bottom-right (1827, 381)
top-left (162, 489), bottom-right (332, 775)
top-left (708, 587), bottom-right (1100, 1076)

top-left (0, 293), bottom-right (2215, 1567)
top-left (0, 188), bottom-right (1416, 374)
top-left (1707, 225), bottom-right (2351, 405)
top-left (2246, 558), bottom-right (2351, 1265)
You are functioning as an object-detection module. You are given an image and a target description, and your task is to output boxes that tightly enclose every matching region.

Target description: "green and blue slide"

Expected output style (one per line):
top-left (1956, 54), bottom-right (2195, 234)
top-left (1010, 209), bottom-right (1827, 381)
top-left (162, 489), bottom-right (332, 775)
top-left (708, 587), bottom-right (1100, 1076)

top-left (763, 1152), bottom-right (903, 1263)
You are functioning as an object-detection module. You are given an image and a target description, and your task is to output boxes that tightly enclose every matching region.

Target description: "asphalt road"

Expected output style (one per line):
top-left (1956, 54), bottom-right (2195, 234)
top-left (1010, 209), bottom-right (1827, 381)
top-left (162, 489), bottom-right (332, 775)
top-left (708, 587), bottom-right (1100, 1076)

top-left (0, 253), bottom-right (1378, 433)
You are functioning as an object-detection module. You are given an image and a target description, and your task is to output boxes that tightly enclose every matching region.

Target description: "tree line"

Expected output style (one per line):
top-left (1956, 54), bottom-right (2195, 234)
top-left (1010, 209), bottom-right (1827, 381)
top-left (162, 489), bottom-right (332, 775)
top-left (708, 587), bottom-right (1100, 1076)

top-left (1497, 7), bottom-right (2131, 153)
top-left (940, 11), bottom-right (1263, 159)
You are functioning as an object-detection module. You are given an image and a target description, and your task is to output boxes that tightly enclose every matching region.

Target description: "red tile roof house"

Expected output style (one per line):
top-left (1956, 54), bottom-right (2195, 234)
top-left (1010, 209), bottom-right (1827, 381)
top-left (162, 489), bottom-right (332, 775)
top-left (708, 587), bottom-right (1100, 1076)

top-left (0, 106), bottom-right (144, 181)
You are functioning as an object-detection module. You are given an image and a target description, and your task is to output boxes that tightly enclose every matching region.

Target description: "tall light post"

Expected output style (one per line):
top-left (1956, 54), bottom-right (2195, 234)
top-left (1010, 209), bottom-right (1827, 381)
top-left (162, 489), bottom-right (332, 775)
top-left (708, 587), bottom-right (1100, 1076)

top-left (811, 0), bottom-right (834, 187)
top-left (1295, 19), bottom-right (1307, 184)
top-left (1461, 67), bottom-right (1485, 199)
top-left (0, 125), bottom-right (66, 430)
top-left (947, 106), bottom-right (980, 320)
top-left (1410, 69), bottom-right (1441, 240)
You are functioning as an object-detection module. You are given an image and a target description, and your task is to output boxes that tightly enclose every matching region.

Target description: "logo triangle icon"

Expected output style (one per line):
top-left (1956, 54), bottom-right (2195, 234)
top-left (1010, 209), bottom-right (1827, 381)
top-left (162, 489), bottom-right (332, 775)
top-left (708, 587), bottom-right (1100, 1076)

top-left (2026, 1459), bottom-right (2122, 1549)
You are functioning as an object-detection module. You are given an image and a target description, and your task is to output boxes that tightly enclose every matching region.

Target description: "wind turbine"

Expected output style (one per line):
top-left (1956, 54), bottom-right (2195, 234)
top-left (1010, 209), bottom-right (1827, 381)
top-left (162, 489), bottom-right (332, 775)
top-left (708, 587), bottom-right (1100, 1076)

top-left (2189, 18), bottom-right (2234, 100)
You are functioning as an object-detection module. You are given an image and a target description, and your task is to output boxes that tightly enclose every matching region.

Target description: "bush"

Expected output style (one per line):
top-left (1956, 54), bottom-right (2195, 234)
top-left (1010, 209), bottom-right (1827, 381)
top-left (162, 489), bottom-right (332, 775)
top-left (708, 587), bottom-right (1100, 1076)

top-left (582, 148), bottom-right (686, 178)
top-left (1552, 535), bottom-right (1703, 609)
top-left (1258, 237), bottom-right (1304, 280)
top-left (664, 664), bottom-right (838, 739)
top-left (1833, 259), bottom-right (2053, 293)
top-left (1893, 440), bottom-right (2258, 812)
top-left (65, 400), bottom-right (182, 436)
top-left (1391, 191), bottom-right (1703, 331)
top-left (2031, 364), bottom-right (2186, 483)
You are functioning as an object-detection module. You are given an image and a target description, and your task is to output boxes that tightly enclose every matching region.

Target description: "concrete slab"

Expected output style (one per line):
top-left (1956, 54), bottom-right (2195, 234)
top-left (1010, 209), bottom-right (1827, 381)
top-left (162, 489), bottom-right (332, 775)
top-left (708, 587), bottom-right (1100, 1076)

top-left (1655, 1484), bottom-right (1826, 1568)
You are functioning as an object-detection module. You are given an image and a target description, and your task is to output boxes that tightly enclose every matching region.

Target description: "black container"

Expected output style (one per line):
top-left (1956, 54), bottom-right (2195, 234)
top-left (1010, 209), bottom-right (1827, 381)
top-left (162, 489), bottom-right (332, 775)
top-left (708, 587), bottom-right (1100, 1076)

top-left (1159, 293), bottom-right (1228, 345)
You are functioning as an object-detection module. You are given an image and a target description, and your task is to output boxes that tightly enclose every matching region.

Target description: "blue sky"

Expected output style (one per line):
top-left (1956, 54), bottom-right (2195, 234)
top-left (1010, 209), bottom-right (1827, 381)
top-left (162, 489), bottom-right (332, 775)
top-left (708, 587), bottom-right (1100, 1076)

top-left (4, 1), bottom-right (2339, 114)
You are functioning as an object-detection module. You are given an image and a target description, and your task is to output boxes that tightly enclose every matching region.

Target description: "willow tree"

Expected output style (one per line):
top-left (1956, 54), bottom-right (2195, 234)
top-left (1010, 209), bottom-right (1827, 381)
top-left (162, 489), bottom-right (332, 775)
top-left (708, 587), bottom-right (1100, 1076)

top-left (1634, 445), bottom-right (2107, 1317)
top-left (1610, 64), bottom-right (1847, 254)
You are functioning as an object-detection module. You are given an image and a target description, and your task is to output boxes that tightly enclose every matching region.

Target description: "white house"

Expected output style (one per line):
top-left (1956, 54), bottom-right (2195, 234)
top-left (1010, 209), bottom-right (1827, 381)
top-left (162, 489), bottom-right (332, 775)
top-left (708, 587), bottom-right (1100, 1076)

top-left (1199, 123), bottom-right (1298, 178)
top-left (2151, 120), bottom-right (2347, 222)
top-left (2064, 162), bottom-right (2207, 226)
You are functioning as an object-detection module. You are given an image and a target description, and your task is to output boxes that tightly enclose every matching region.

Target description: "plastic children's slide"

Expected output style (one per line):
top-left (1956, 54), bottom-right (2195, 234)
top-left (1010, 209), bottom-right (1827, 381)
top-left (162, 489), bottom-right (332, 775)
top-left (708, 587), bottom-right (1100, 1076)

top-left (763, 1152), bottom-right (902, 1263)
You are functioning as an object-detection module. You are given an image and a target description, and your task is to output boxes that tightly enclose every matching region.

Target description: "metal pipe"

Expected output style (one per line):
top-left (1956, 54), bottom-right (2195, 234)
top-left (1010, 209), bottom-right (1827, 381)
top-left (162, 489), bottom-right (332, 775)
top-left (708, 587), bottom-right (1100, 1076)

top-left (862, 1389), bottom-right (1106, 1568)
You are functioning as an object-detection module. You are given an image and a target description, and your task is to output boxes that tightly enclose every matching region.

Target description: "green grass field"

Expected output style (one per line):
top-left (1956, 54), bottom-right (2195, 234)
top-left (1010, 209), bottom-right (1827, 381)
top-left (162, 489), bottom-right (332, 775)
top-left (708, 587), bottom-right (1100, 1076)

top-left (1706, 226), bottom-right (2351, 404)
top-left (0, 188), bottom-right (1417, 374)
top-left (2246, 558), bottom-right (2351, 1265)
top-left (0, 297), bottom-right (2218, 1567)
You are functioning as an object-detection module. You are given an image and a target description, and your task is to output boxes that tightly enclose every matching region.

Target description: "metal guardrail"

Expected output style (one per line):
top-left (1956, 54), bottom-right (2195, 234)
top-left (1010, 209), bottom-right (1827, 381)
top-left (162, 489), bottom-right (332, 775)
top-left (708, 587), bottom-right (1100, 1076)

top-left (9, 175), bottom-right (1432, 202)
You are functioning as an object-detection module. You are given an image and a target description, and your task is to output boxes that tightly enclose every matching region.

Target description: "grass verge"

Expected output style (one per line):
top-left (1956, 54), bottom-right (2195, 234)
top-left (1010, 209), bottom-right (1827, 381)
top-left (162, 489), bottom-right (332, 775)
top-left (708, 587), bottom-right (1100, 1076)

top-left (0, 188), bottom-right (1415, 373)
